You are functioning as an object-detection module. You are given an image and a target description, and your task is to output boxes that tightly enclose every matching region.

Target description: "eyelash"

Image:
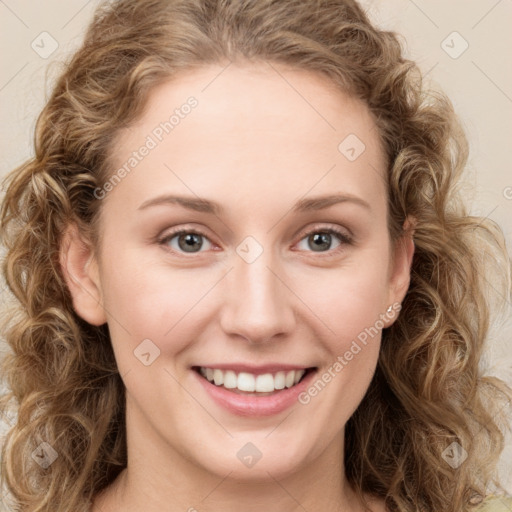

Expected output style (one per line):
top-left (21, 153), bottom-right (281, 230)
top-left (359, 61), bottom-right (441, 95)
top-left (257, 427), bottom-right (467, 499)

top-left (157, 225), bottom-right (353, 258)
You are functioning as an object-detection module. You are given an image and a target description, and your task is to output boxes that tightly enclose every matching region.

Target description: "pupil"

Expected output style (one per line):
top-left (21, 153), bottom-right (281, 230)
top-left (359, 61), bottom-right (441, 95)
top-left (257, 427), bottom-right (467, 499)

top-left (310, 233), bottom-right (331, 251)
top-left (176, 233), bottom-right (332, 253)
top-left (179, 233), bottom-right (203, 252)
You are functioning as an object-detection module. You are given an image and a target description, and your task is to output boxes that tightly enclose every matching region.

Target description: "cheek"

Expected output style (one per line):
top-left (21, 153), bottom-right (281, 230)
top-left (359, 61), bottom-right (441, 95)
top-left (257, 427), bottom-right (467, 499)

top-left (99, 229), bottom-right (391, 363)
top-left (98, 247), bottom-right (221, 354)
top-left (295, 266), bottom-right (387, 429)
top-left (293, 253), bottom-right (390, 342)
top-left (306, 274), bottom-right (384, 377)
top-left (290, 247), bottom-right (390, 403)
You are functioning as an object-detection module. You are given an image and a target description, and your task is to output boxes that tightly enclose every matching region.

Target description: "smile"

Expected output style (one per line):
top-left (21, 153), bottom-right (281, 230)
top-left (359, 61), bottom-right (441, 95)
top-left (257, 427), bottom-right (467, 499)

top-left (195, 366), bottom-right (315, 395)
top-left (191, 364), bottom-right (318, 416)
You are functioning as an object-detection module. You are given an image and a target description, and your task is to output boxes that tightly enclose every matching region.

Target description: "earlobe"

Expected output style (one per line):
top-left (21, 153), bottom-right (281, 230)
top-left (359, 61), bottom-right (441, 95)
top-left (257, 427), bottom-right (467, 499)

top-left (59, 224), bottom-right (107, 326)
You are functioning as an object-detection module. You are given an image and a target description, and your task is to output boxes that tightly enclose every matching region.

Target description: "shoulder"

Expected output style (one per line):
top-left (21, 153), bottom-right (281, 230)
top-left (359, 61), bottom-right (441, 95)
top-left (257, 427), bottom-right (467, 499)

top-left (476, 496), bottom-right (512, 511)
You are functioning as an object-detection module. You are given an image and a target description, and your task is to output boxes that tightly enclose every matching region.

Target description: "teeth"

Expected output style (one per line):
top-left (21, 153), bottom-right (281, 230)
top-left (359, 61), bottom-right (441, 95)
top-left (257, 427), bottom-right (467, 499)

top-left (198, 367), bottom-right (307, 393)
top-left (255, 373), bottom-right (274, 393)
top-left (238, 372), bottom-right (255, 392)
top-left (213, 369), bottom-right (224, 386)
top-left (274, 371), bottom-right (286, 390)
top-left (285, 371), bottom-right (295, 388)
top-left (223, 370), bottom-right (237, 389)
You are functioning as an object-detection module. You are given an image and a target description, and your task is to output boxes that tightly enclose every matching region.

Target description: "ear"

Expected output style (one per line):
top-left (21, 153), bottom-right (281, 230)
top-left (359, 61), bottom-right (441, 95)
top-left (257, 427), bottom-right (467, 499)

top-left (59, 224), bottom-right (107, 326)
top-left (384, 216), bottom-right (415, 326)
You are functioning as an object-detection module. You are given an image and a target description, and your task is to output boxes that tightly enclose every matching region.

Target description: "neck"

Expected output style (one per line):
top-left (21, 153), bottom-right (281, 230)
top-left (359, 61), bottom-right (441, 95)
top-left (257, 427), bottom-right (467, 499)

top-left (92, 397), bottom-right (371, 512)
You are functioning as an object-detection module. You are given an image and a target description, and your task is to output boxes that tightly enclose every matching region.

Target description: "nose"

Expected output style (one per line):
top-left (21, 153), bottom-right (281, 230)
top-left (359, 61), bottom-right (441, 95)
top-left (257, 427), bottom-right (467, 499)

top-left (219, 245), bottom-right (296, 345)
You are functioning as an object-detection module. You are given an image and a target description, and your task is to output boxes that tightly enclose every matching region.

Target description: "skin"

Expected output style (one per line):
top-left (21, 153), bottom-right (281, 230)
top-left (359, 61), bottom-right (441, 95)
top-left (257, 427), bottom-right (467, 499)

top-left (60, 61), bottom-right (414, 512)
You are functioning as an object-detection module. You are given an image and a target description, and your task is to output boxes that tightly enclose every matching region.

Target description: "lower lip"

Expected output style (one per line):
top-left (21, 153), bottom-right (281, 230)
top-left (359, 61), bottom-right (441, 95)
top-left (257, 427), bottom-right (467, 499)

top-left (192, 368), bottom-right (317, 417)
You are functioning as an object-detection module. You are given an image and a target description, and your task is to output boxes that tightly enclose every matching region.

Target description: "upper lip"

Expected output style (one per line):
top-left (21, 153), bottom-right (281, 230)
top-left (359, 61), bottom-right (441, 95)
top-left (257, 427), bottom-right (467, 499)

top-left (192, 363), bottom-right (316, 376)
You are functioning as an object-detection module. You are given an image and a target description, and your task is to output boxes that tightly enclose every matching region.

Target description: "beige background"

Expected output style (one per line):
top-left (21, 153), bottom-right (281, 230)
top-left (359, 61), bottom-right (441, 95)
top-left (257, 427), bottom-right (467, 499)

top-left (0, 0), bottom-right (511, 507)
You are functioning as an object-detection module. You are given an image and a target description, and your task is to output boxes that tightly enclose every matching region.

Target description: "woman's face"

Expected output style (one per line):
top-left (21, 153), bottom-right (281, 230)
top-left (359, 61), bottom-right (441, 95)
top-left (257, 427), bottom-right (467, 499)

top-left (64, 62), bottom-right (413, 483)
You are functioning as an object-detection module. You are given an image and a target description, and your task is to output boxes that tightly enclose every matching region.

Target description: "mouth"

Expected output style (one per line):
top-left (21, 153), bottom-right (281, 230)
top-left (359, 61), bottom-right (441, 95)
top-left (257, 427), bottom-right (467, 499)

top-left (191, 366), bottom-right (317, 397)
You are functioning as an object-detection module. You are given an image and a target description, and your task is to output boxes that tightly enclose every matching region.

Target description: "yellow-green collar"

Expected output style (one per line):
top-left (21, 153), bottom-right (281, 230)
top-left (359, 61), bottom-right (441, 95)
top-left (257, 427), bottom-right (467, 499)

top-left (477, 496), bottom-right (512, 511)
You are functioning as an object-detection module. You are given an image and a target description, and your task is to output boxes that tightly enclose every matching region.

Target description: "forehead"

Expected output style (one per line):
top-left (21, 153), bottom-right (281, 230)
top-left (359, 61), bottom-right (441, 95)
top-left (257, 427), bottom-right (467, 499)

top-left (105, 62), bottom-right (388, 217)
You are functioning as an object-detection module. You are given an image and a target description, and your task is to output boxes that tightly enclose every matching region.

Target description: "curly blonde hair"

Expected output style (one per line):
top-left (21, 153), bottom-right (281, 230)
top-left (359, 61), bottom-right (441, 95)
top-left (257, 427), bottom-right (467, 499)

top-left (1, 1), bottom-right (511, 511)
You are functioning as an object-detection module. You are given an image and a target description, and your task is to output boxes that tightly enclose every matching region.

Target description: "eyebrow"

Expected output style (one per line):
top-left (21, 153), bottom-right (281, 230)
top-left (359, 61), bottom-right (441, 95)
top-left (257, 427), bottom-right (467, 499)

top-left (137, 193), bottom-right (371, 214)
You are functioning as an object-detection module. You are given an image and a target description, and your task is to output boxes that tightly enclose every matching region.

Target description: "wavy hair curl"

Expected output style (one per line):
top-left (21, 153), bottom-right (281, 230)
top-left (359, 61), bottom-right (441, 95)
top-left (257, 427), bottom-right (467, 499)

top-left (1, 1), bottom-right (511, 511)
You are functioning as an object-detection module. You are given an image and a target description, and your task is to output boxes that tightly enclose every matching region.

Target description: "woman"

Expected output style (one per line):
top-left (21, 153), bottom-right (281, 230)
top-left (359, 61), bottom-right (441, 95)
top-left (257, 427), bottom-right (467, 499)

top-left (1, 1), bottom-right (511, 511)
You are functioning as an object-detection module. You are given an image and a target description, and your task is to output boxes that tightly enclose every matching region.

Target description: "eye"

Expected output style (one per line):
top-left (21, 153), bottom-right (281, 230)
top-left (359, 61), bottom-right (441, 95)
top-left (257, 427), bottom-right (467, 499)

top-left (295, 227), bottom-right (352, 254)
top-left (158, 225), bottom-right (353, 256)
top-left (159, 229), bottom-right (213, 254)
